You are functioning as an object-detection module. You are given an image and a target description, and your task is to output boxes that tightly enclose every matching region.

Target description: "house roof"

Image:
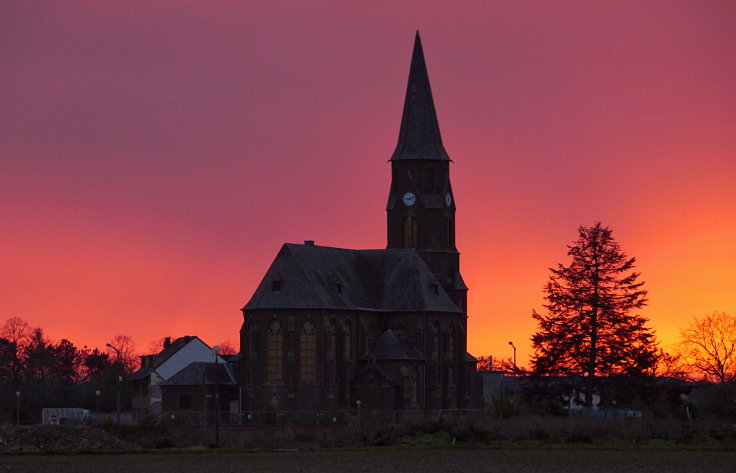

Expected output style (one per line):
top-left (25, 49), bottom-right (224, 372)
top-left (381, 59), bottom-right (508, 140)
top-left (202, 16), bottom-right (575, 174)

top-left (161, 361), bottom-right (236, 386)
top-left (128, 335), bottom-right (198, 381)
top-left (243, 243), bottom-right (462, 313)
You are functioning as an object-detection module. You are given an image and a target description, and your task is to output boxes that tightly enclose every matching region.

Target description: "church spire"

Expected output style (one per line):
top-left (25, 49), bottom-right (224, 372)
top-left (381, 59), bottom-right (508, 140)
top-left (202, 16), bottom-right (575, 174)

top-left (390, 31), bottom-right (451, 161)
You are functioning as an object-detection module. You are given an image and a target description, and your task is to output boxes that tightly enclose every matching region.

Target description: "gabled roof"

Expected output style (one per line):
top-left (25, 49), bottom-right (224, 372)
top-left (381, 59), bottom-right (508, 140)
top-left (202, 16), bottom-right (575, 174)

top-left (244, 243), bottom-right (462, 313)
top-left (390, 31), bottom-right (451, 162)
top-left (369, 329), bottom-right (422, 360)
top-left (162, 361), bottom-right (236, 386)
top-left (128, 336), bottom-right (197, 381)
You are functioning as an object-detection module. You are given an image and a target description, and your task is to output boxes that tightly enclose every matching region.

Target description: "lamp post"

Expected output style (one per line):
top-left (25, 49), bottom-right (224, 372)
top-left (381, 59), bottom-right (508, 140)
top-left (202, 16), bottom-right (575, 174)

top-left (508, 341), bottom-right (517, 376)
top-left (95, 390), bottom-right (101, 413)
top-left (106, 342), bottom-right (123, 424)
top-left (15, 391), bottom-right (20, 425)
top-left (212, 345), bottom-right (221, 447)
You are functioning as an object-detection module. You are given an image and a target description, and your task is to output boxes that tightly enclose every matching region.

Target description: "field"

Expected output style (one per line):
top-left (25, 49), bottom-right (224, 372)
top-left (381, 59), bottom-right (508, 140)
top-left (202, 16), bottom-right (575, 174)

top-left (3, 449), bottom-right (736, 473)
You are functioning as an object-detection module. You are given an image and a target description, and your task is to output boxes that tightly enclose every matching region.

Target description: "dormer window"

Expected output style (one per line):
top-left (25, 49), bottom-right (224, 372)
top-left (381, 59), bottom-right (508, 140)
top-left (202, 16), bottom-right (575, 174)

top-left (272, 280), bottom-right (282, 292)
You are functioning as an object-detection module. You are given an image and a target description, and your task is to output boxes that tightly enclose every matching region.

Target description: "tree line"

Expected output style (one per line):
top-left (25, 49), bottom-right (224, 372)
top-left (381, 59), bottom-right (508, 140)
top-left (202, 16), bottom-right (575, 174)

top-left (0, 317), bottom-right (137, 424)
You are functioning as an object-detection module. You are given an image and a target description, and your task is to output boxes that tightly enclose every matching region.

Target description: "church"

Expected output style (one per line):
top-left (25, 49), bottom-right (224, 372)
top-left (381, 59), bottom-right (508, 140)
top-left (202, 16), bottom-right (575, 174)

top-left (238, 33), bottom-right (483, 414)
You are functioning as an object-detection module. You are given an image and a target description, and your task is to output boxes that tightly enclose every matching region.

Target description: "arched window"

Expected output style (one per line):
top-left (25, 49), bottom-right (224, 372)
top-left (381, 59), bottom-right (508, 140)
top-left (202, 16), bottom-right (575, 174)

top-left (448, 216), bottom-right (454, 247)
top-left (266, 320), bottom-right (283, 381)
top-left (300, 320), bottom-right (316, 381)
top-left (402, 217), bottom-right (419, 248)
top-left (344, 320), bottom-right (352, 359)
top-left (448, 323), bottom-right (456, 387)
top-left (426, 166), bottom-right (434, 192)
top-left (448, 323), bottom-right (456, 360)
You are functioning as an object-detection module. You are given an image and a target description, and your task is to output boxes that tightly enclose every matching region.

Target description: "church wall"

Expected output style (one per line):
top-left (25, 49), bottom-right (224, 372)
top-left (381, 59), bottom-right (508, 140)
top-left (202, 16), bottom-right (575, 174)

top-left (240, 307), bottom-right (469, 412)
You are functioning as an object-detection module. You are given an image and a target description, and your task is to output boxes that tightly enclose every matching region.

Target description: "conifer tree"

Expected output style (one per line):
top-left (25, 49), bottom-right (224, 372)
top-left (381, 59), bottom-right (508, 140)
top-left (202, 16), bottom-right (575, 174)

top-left (531, 223), bottom-right (658, 400)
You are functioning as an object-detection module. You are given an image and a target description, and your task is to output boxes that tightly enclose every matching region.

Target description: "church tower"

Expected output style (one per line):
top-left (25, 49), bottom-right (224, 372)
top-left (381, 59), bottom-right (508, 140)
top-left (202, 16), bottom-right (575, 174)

top-left (387, 32), bottom-right (467, 311)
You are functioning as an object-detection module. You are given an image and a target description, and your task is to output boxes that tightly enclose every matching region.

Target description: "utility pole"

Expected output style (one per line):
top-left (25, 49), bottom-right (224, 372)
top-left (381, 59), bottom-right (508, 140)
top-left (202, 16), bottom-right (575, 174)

top-left (212, 345), bottom-right (221, 447)
top-left (106, 342), bottom-right (123, 423)
top-left (508, 341), bottom-right (517, 376)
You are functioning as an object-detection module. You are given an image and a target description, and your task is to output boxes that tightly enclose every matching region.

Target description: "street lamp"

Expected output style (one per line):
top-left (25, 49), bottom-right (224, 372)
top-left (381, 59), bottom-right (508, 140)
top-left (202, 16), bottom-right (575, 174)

top-left (106, 342), bottom-right (123, 424)
top-left (15, 391), bottom-right (20, 425)
top-left (212, 345), bottom-right (221, 447)
top-left (508, 341), bottom-right (517, 376)
top-left (95, 390), bottom-right (101, 413)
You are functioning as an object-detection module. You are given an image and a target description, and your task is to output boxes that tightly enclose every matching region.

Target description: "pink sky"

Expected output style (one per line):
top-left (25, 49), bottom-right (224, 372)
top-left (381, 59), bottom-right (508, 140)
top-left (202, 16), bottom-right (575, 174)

top-left (1, 1), bottom-right (735, 365)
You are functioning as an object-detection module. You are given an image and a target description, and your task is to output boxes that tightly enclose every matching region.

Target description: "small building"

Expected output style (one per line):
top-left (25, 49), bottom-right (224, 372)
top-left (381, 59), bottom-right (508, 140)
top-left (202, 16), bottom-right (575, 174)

top-left (128, 336), bottom-right (230, 417)
top-left (160, 360), bottom-right (239, 424)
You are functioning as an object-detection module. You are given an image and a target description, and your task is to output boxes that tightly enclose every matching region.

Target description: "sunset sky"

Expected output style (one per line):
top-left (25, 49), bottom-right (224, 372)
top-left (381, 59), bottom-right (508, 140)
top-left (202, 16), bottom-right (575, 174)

top-left (2, 1), bottom-right (735, 365)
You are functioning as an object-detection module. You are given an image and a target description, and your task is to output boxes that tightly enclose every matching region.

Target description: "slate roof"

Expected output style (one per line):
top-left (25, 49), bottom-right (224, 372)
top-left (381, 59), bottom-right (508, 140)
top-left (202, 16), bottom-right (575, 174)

top-left (128, 336), bottom-right (197, 381)
top-left (368, 329), bottom-right (422, 360)
top-left (162, 362), bottom-right (236, 386)
top-left (244, 243), bottom-right (462, 313)
top-left (390, 31), bottom-right (451, 162)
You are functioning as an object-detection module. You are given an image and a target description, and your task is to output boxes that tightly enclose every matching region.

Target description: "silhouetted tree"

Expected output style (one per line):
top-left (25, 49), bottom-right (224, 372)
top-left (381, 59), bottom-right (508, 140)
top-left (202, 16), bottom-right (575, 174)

top-left (0, 338), bottom-right (16, 381)
top-left (680, 311), bottom-right (736, 383)
top-left (106, 334), bottom-right (138, 375)
top-left (476, 356), bottom-right (492, 371)
top-left (654, 348), bottom-right (691, 380)
top-left (531, 223), bottom-right (658, 404)
top-left (80, 347), bottom-right (113, 382)
top-left (0, 316), bottom-right (31, 381)
top-left (217, 340), bottom-right (238, 355)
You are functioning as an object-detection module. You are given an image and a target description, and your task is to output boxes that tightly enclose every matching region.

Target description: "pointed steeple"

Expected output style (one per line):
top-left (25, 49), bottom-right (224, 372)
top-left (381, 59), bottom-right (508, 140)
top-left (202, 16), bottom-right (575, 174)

top-left (390, 31), bottom-right (450, 161)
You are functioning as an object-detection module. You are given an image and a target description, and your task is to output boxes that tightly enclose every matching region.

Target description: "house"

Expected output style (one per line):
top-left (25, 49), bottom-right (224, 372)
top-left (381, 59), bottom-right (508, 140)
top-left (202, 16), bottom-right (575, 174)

top-left (129, 336), bottom-right (231, 417)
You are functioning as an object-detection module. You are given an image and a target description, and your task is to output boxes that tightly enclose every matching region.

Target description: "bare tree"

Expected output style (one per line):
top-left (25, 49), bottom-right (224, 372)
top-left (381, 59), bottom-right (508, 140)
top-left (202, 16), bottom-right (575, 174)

top-left (217, 341), bottom-right (238, 355)
top-left (680, 312), bottom-right (736, 383)
top-left (106, 334), bottom-right (138, 375)
top-left (1, 317), bottom-right (33, 381)
top-left (1, 316), bottom-right (31, 346)
top-left (654, 348), bottom-right (691, 380)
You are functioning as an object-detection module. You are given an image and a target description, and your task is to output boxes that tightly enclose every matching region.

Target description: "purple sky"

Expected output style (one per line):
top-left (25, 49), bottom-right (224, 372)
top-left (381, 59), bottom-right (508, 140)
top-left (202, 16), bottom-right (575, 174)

top-left (2, 1), bottom-right (735, 363)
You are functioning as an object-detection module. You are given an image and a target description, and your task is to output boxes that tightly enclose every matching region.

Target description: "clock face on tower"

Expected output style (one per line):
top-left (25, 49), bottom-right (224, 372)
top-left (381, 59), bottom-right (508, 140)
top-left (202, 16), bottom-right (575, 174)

top-left (445, 193), bottom-right (452, 206)
top-left (402, 192), bottom-right (416, 206)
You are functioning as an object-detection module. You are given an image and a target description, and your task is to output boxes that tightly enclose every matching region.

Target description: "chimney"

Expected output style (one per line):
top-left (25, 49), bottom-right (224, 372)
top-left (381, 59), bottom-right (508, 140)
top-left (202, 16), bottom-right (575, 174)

top-left (304, 240), bottom-right (314, 246)
top-left (164, 337), bottom-right (171, 348)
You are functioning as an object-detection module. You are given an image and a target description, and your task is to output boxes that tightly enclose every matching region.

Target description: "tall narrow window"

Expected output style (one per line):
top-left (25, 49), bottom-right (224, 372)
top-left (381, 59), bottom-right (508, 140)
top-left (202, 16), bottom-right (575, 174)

top-left (402, 218), bottom-right (411, 248)
top-left (448, 217), bottom-right (455, 247)
top-left (448, 323), bottom-right (456, 360)
top-left (447, 323), bottom-right (456, 387)
top-left (426, 166), bottom-right (434, 192)
top-left (411, 219), bottom-right (418, 247)
top-left (266, 320), bottom-right (283, 381)
top-left (300, 320), bottom-right (316, 381)
top-left (344, 320), bottom-right (352, 359)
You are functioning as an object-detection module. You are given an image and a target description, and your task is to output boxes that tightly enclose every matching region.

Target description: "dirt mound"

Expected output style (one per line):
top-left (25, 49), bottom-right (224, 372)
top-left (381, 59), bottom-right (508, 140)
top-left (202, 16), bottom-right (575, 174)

top-left (0, 424), bottom-right (136, 452)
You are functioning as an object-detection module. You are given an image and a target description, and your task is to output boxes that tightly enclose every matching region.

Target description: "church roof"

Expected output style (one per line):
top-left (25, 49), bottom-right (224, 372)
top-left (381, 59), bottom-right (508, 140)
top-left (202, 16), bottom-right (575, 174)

top-left (390, 31), bottom-right (451, 162)
top-left (369, 329), bottom-right (422, 360)
top-left (243, 242), bottom-right (462, 313)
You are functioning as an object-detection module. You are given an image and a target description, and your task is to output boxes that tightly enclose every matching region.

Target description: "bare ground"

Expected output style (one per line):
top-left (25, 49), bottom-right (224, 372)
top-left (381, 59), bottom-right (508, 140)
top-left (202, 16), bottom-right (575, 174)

top-left (2, 449), bottom-right (735, 473)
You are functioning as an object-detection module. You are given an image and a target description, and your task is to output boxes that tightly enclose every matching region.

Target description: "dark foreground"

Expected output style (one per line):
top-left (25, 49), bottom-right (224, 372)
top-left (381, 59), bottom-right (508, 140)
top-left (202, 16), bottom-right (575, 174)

top-left (3, 449), bottom-right (736, 473)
